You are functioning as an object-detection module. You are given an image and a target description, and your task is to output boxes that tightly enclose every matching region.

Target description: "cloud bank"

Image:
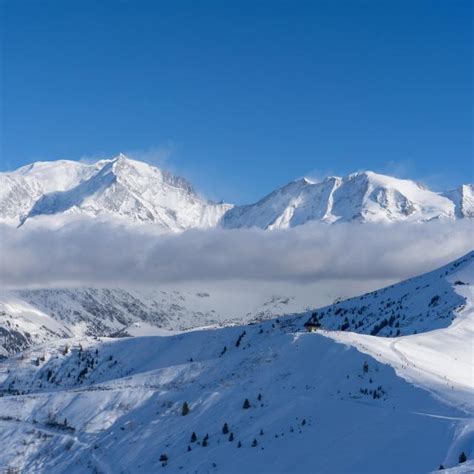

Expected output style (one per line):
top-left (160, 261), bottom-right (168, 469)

top-left (1, 220), bottom-right (472, 289)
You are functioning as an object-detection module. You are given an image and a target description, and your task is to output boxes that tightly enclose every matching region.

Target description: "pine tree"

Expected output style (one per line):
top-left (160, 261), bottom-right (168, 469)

top-left (187, 445), bottom-right (191, 452)
top-left (222, 422), bottom-right (229, 434)
top-left (243, 398), bottom-right (251, 409)
top-left (159, 453), bottom-right (168, 462)
top-left (229, 432), bottom-right (234, 442)
top-left (438, 465), bottom-right (444, 470)
top-left (182, 401), bottom-right (190, 416)
top-left (257, 393), bottom-right (262, 401)
top-left (190, 432), bottom-right (197, 443)
top-left (260, 429), bottom-right (264, 436)
top-left (301, 419), bottom-right (306, 426)
top-left (459, 451), bottom-right (467, 463)
top-left (252, 438), bottom-right (258, 447)
top-left (237, 441), bottom-right (242, 448)
top-left (202, 435), bottom-right (208, 447)
top-left (363, 361), bottom-right (369, 373)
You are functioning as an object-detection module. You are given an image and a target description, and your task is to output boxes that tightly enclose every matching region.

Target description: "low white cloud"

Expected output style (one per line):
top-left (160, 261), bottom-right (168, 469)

top-left (0, 220), bottom-right (472, 291)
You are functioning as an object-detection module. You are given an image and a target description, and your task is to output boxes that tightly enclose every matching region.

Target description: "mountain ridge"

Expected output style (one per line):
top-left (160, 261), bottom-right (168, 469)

top-left (1, 155), bottom-right (472, 230)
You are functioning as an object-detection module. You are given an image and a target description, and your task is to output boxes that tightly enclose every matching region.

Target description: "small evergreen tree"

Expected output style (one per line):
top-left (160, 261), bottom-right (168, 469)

top-left (252, 438), bottom-right (258, 447)
top-left (257, 393), bottom-right (262, 401)
top-left (438, 465), bottom-right (444, 470)
top-left (159, 453), bottom-right (168, 462)
top-left (229, 432), bottom-right (234, 442)
top-left (243, 398), bottom-right (251, 409)
top-left (222, 422), bottom-right (229, 434)
top-left (187, 445), bottom-right (191, 452)
top-left (363, 361), bottom-right (369, 373)
top-left (190, 432), bottom-right (197, 443)
top-left (260, 429), bottom-right (264, 436)
top-left (301, 419), bottom-right (306, 426)
top-left (237, 441), bottom-right (242, 448)
top-left (182, 401), bottom-right (190, 416)
top-left (459, 451), bottom-right (467, 463)
top-left (202, 435), bottom-right (208, 447)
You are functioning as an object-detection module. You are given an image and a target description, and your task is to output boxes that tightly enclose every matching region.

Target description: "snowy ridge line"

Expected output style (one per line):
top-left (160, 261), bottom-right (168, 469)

top-left (301, 250), bottom-right (473, 337)
top-left (1, 154), bottom-right (472, 230)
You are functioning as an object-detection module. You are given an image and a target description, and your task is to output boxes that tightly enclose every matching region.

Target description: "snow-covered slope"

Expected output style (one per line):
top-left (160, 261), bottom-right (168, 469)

top-left (443, 184), bottom-right (474, 219)
top-left (0, 252), bottom-right (472, 472)
top-left (0, 292), bottom-right (72, 358)
top-left (1, 154), bottom-right (231, 231)
top-left (1, 156), bottom-right (471, 230)
top-left (221, 171), bottom-right (464, 229)
top-left (0, 160), bottom-right (101, 226)
top-left (303, 251), bottom-right (473, 336)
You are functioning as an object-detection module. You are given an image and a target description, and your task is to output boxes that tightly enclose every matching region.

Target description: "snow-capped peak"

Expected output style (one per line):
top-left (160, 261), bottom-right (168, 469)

top-left (221, 170), bottom-right (465, 229)
top-left (1, 155), bottom-right (232, 230)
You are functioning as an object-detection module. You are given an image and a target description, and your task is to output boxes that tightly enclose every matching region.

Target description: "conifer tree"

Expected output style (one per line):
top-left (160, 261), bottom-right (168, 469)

top-left (243, 398), bottom-right (251, 409)
top-left (222, 422), bottom-right (229, 434)
top-left (182, 401), bottom-right (190, 416)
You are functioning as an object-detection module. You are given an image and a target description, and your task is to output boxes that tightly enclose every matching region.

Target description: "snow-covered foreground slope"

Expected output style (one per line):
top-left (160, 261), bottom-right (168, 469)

top-left (0, 319), bottom-right (471, 473)
top-left (0, 252), bottom-right (473, 472)
top-left (1, 155), bottom-right (472, 230)
top-left (303, 251), bottom-right (473, 337)
top-left (317, 252), bottom-right (474, 412)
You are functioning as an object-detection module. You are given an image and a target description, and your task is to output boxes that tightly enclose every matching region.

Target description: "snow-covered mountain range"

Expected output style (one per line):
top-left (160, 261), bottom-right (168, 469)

top-left (0, 252), bottom-right (472, 472)
top-left (0, 288), bottom-right (310, 357)
top-left (222, 172), bottom-right (473, 229)
top-left (1, 154), bottom-right (472, 230)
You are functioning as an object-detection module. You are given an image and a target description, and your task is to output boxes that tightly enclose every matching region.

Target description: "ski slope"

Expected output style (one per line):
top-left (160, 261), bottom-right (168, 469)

top-left (0, 252), bottom-right (473, 472)
top-left (0, 321), bottom-right (470, 473)
top-left (325, 256), bottom-right (474, 412)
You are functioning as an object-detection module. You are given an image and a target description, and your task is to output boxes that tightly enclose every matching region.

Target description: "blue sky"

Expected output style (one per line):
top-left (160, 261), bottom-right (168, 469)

top-left (1, 0), bottom-right (472, 203)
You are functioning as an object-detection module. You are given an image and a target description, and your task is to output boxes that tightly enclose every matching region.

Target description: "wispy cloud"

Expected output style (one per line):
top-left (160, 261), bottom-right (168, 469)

top-left (124, 144), bottom-right (176, 169)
